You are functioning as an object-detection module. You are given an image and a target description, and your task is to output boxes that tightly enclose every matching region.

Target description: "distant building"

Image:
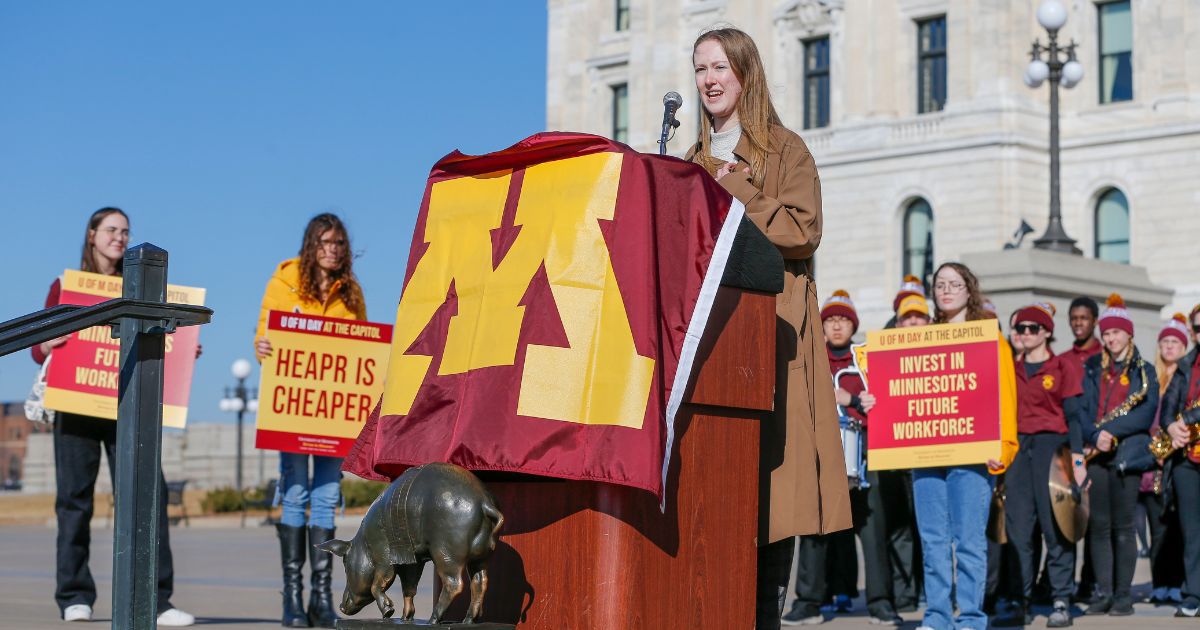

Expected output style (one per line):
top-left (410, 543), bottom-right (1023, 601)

top-left (546, 0), bottom-right (1200, 328)
top-left (0, 402), bottom-right (51, 490)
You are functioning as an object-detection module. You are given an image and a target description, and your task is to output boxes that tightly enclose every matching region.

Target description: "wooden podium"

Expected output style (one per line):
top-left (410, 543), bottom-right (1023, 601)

top-left (451, 285), bottom-right (776, 629)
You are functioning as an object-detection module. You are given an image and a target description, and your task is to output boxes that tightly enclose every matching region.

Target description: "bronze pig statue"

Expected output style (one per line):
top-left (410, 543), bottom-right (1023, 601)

top-left (316, 462), bottom-right (504, 624)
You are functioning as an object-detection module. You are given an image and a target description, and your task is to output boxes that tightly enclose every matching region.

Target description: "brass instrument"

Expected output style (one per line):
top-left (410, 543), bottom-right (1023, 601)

top-left (1148, 421), bottom-right (1200, 460)
top-left (1095, 359), bottom-right (1148, 429)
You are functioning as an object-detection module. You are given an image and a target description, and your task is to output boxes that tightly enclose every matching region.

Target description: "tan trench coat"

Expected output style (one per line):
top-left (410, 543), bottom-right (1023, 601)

top-left (689, 125), bottom-right (853, 544)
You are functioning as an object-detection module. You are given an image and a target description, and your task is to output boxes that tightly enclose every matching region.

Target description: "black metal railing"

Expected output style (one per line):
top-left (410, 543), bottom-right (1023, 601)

top-left (0, 244), bottom-right (212, 630)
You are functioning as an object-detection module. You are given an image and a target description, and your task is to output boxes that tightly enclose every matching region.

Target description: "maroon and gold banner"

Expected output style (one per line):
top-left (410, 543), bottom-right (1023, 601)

top-left (342, 133), bottom-right (745, 499)
top-left (43, 269), bottom-right (205, 428)
top-left (866, 321), bottom-right (1016, 469)
top-left (255, 311), bottom-right (393, 457)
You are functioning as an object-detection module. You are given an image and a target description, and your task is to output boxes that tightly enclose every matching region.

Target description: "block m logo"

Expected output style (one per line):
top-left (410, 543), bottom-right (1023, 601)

top-left (381, 152), bottom-right (654, 428)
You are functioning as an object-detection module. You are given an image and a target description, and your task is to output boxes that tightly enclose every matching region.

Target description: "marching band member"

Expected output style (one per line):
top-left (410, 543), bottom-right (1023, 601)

top-left (1005, 302), bottom-right (1085, 627)
top-left (1159, 304), bottom-right (1200, 617)
top-left (914, 262), bottom-right (1018, 630)
top-left (1080, 294), bottom-right (1159, 617)
top-left (1141, 314), bottom-right (1189, 604)
top-left (888, 292), bottom-right (929, 613)
top-left (687, 27), bottom-right (851, 629)
top-left (1068, 296), bottom-right (1103, 369)
top-left (784, 292), bottom-right (902, 626)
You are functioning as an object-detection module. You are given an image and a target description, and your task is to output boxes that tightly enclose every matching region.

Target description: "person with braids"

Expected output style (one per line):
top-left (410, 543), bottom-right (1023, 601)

top-left (1079, 293), bottom-right (1159, 617)
top-left (914, 262), bottom-right (1018, 630)
top-left (254, 213), bottom-right (367, 628)
top-left (1159, 304), bottom-right (1200, 617)
top-left (685, 27), bottom-right (851, 630)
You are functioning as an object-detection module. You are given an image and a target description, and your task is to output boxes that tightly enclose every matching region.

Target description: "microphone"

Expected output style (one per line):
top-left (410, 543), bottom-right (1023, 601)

top-left (658, 91), bottom-right (683, 155)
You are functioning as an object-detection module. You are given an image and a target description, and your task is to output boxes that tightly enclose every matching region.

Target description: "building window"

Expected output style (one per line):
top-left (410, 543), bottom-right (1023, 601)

top-left (611, 83), bottom-right (629, 143)
top-left (803, 37), bottom-right (831, 129)
top-left (1095, 188), bottom-right (1130, 263)
top-left (615, 0), bottom-right (630, 32)
top-left (917, 16), bottom-right (947, 114)
top-left (903, 199), bottom-right (934, 280)
top-left (1098, 1), bottom-right (1132, 103)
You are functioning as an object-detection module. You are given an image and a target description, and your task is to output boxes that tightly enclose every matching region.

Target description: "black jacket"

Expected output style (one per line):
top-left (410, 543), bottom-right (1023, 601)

top-left (1161, 346), bottom-right (1200, 428)
top-left (1080, 348), bottom-right (1159, 446)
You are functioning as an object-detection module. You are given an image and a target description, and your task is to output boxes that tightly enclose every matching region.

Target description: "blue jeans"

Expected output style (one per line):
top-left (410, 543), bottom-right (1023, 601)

top-left (913, 465), bottom-right (993, 630)
top-left (278, 452), bottom-right (343, 529)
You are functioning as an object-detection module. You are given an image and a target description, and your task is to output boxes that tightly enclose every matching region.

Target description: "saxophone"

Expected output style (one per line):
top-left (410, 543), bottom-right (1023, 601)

top-left (1149, 395), bottom-right (1200, 460)
top-left (1095, 359), bottom-right (1149, 429)
top-left (1086, 360), bottom-right (1147, 463)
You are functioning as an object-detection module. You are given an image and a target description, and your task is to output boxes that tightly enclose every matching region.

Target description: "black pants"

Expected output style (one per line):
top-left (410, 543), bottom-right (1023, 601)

top-left (1006, 433), bottom-right (1075, 602)
top-left (794, 470), bottom-right (895, 616)
top-left (1174, 458), bottom-right (1200, 603)
top-left (54, 414), bottom-right (175, 615)
top-left (1138, 483), bottom-right (1184, 589)
top-left (1086, 459), bottom-right (1139, 600)
top-left (757, 536), bottom-right (796, 630)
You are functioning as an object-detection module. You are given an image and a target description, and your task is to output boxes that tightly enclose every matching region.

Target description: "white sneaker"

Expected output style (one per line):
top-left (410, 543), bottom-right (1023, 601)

top-left (63, 604), bottom-right (93, 622)
top-left (156, 608), bottom-right (195, 627)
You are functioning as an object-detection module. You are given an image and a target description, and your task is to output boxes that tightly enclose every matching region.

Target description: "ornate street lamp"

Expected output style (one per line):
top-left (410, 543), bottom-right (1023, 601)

top-left (219, 358), bottom-right (258, 511)
top-left (1024, 0), bottom-right (1085, 255)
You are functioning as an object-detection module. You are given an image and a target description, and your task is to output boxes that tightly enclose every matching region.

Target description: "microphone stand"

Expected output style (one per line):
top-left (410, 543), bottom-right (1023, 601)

top-left (658, 107), bottom-right (680, 155)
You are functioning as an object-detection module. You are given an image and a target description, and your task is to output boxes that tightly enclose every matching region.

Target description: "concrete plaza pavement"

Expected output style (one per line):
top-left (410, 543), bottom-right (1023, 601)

top-left (0, 522), bottom-right (1189, 628)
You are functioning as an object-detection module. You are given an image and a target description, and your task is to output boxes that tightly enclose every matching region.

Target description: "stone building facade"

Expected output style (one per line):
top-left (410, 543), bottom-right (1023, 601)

top-left (546, 0), bottom-right (1200, 334)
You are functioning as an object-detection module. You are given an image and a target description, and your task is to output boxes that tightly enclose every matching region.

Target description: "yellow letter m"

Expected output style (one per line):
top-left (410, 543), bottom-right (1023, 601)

top-left (380, 152), bottom-right (655, 429)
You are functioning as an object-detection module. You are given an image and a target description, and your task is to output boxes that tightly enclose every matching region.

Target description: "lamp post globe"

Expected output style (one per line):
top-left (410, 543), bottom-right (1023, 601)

top-left (1037, 0), bottom-right (1068, 31)
top-left (231, 358), bottom-right (253, 380)
top-left (1026, 59), bottom-right (1050, 85)
top-left (1062, 60), bottom-right (1084, 87)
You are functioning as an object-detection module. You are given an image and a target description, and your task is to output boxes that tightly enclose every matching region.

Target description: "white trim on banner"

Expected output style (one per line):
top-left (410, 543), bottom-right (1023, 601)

top-left (660, 198), bottom-right (747, 511)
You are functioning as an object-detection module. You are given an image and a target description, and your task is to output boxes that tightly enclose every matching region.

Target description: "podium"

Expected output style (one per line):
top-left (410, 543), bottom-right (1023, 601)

top-left (448, 281), bottom-right (776, 629)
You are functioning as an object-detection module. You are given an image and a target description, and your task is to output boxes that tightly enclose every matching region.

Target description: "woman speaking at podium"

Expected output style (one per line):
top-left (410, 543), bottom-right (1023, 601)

top-left (686, 27), bottom-right (852, 630)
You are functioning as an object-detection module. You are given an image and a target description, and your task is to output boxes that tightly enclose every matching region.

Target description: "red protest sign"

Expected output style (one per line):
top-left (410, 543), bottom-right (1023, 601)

top-left (43, 269), bottom-right (205, 428)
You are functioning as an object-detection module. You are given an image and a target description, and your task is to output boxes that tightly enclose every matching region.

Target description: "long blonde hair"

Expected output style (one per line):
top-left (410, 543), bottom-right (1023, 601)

top-left (692, 28), bottom-right (781, 189)
top-left (1155, 350), bottom-right (1177, 395)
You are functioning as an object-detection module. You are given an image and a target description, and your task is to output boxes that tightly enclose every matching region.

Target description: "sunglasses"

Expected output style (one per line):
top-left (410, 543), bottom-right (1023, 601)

top-left (1014, 323), bottom-right (1043, 335)
top-left (1194, 324), bottom-right (1200, 334)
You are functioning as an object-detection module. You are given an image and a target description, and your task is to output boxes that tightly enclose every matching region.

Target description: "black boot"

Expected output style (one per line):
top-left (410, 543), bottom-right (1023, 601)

top-left (308, 526), bottom-right (339, 628)
top-left (276, 524), bottom-right (309, 628)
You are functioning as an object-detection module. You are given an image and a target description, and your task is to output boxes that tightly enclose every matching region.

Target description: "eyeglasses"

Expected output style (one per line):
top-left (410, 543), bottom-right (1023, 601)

top-left (934, 281), bottom-right (966, 293)
top-left (1014, 323), bottom-right (1043, 335)
top-left (98, 226), bottom-right (130, 239)
top-left (1193, 324), bottom-right (1200, 334)
top-left (318, 238), bottom-right (346, 251)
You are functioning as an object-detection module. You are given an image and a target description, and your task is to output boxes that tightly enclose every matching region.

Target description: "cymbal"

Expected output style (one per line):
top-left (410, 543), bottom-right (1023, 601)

top-left (1049, 445), bottom-right (1089, 543)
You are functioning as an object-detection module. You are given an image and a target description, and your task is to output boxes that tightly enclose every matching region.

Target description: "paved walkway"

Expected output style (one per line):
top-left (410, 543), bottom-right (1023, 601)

top-left (0, 523), bottom-right (1189, 628)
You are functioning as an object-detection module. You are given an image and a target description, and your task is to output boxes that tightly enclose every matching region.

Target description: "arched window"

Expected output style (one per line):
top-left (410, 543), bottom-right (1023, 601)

top-left (903, 198), bottom-right (934, 279)
top-left (1094, 188), bottom-right (1130, 263)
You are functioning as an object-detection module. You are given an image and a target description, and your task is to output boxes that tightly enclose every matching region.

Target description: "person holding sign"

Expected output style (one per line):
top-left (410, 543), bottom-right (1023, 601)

top-left (31, 207), bottom-right (194, 626)
top-left (912, 262), bottom-right (1017, 630)
top-left (686, 27), bottom-right (851, 630)
top-left (1004, 302), bottom-right (1086, 627)
top-left (1080, 293), bottom-right (1159, 617)
top-left (254, 213), bottom-right (366, 628)
top-left (1159, 304), bottom-right (1200, 618)
top-left (786, 291), bottom-right (903, 626)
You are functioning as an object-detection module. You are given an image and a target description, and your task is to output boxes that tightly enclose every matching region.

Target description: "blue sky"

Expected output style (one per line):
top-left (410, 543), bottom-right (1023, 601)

top-left (0, 2), bottom-right (548, 425)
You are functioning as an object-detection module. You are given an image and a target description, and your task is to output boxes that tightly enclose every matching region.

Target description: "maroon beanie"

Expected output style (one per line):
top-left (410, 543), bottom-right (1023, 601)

top-left (821, 290), bottom-right (859, 332)
top-left (1016, 302), bottom-right (1056, 333)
